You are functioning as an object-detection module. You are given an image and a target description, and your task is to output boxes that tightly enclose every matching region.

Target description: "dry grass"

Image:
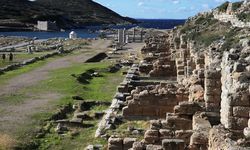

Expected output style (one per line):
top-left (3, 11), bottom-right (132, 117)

top-left (0, 134), bottom-right (16, 150)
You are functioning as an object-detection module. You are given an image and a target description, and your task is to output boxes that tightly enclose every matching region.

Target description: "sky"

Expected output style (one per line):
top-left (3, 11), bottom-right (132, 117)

top-left (93, 0), bottom-right (241, 19)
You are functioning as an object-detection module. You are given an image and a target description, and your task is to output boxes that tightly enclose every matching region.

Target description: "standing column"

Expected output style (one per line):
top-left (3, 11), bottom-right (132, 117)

top-left (133, 28), bottom-right (136, 42)
top-left (140, 29), bottom-right (143, 42)
top-left (118, 29), bottom-right (124, 44)
top-left (123, 28), bottom-right (126, 43)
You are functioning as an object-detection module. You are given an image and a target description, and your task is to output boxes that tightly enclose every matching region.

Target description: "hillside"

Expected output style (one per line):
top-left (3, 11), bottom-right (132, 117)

top-left (0, 0), bottom-right (137, 31)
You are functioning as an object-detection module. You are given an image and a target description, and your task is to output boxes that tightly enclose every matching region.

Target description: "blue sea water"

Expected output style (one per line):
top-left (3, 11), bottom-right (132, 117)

top-left (0, 19), bottom-right (185, 39)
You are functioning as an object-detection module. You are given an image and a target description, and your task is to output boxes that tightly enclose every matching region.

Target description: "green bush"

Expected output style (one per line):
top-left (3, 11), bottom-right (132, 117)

top-left (237, 12), bottom-right (250, 22)
top-left (217, 1), bottom-right (229, 12)
top-left (232, 2), bottom-right (243, 11)
top-left (221, 28), bottom-right (241, 51)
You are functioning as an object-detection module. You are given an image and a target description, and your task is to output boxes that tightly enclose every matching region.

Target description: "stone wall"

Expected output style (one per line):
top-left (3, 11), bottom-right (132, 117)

top-left (209, 125), bottom-right (250, 150)
top-left (220, 49), bottom-right (250, 131)
top-left (204, 70), bottom-right (221, 112)
top-left (122, 83), bottom-right (188, 119)
top-left (0, 46), bottom-right (81, 75)
top-left (108, 137), bottom-right (136, 150)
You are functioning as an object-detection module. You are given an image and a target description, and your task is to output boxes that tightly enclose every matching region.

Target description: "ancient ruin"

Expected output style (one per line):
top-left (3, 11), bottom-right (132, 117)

top-left (0, 0), bottom-right (249, 150)
top-left (100, 1), bottom-right (250, 150)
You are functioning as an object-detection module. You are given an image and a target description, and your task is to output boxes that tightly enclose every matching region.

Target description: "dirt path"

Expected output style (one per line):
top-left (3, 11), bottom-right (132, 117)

top-left (0, 39), bottom-right (111, 135)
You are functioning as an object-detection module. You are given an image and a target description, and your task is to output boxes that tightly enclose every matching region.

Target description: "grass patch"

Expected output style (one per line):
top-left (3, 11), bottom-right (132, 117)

top-left (21, 62), bottom-right (124, 149)
top-left (217, 1), bottom-right (229, 12)
top-left (37, 62), bottom-right (124, 106)
top-left (107, 121), bottom-right (150, 141)
top-left (0, 134), bottom-right (16, 150)
top-left (37, 120), bottom-right (107, 150)
top-left (0, 52), bottom-right (48, 68)
top-left (0, 42), bottom-right (124, 149)
top-left (0, 92), bottom-right (28, 105)
top-left (0, 60), bottom-right (48, 85)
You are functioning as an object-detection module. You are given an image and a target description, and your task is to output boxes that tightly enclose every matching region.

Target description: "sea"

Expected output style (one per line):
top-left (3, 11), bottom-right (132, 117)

top-left (0, 19), bottom-right (186, 39)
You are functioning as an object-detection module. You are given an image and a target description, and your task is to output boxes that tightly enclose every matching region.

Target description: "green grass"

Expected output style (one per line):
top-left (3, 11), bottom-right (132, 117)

top-left (0, 43), bottom-right (125, 149)
top-left (232, 1), bottom-right (243, 11)
top-left (217, 1), bottom-right (229, 12)
top-left (0, 92), bottom-right (29, 105)
top-left (19, 62), bottom-right (124, 149)
top-left (37, 120), bottom-right (107, 150)
top-left (107, 121), bottom-right (149, 141)
top-left (35, 62), bottom-right (124, 105)
top-left (0, 52), bottom-right (49, 68)
top-left (0, 60), bottom-right (48, 85)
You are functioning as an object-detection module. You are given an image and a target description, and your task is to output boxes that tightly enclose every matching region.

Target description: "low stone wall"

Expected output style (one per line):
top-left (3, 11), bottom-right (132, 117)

top-left (122, 83), bottom-right (188, 119)
top-left (0, 46), bottom-right (81, 75)
top-left (214, 13), bottom-right (250, 28)
top-left (108, 137), bottom-right (136, 150)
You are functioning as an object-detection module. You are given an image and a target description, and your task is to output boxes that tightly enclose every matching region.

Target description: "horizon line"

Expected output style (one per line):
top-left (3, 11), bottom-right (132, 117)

top-left (134, 18), bottom-right (187, 20)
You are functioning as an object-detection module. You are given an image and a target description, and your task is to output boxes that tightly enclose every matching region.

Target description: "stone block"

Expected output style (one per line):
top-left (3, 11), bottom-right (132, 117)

top-left (205, 102), bottom-right (221, 112)
top-left (176, 60), bottom-right (183, 65)
top-left (158, 99), bottom-right (177, 106)
top-left (175, 130), bottom-right (193, 144)
top-left (232, 117), bottom-right (248, 130)
top-left (192, 113), bottom-right (211, 131)
top-left (122, 107), bottom-right (133, 116)
top-left (123, 138), bottom-right (136, 150)
top-left (117, 86), bottom-right (126, 93)
top-left (234, 62), bottom-right (245, 72)
top-left (230, 94), bottom-right (250, 106)
top-left (108, 138), bottom-right (123, 150)
top-left (146, 144), bottom-right (163, 150)
top-left (162, 116), bottom-right (192, 130)
top-left (126, 96), bottom-right (133, 101)
top-left (128, 101), bottom-right (139, 108)
top-left (205, 70), bottom-right (221, 79)
top-left (132, 142), bottom-right (145, 150)
top-left (139, 99), bottom-right (151, 106)
top-left (196, 64), bottom-right (204, 70)
top-left (177, 70), bottom-right (184, 75)
top-left (174, 101), bottom-right (202, 116)
top-left (159, 129), bottom-right (172, 139)
top-left (204, 79), bottom-right (215, 87)
top-left (196, 58), bottom-right (205, 64)
top-left (214, 80), bottom-right (222, 87)
top-left (248, 117), bottom-right (250, 127)
top-left (144, 130), bottom-right (160, 144)
top-left (190, 132), bottom-right (208, 145)
top-left (177, 66), bottom-right (185, 70)
top-left (162, 139), bottom-right (185, 150)
top-left (142, 107), bottom-right (157, 116)
top-left (205, 87), bottom-right (221, 96)
top-left (233, 106), bottom-right (250, 118)
top-left (159, 107), bottom-right (174, 118)
top-left (133, 107), bottom-right (143, 115)
top-left (204, 95), bottom-right (221, 103)
top-left (150, 120), bottom-right (162, 130)
top-left (244, 127), bottom-right (250, 139)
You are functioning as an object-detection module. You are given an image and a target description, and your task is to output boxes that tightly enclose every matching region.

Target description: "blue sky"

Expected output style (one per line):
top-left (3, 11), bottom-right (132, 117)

top-left (93, 0), bottom-right (240, 19)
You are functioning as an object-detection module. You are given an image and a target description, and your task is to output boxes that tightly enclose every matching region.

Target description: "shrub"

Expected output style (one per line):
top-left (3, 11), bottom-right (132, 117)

top-left (237, 12), bottom-right (250, 22)
top-left (232, 2), bottom-right (243, 11)
top-left (217, 1), bottom-right (229, 12)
